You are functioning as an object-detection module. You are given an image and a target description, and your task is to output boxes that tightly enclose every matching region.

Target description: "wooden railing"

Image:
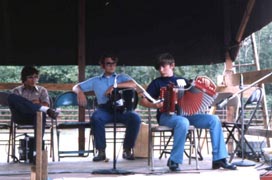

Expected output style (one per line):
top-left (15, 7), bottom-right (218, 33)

top-left (0, 83), bottom-right (74, 91)
top-left (0, 108), bottom-right (157, 125)
top-left (1, 106), bottom-right (266, 129)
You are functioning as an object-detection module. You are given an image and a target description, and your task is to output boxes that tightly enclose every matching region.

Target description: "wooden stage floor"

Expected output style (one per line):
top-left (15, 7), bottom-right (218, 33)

top-left (0, 129), bottom-right (270, 180)
top-left (0, 151), bottom-right (268, 180)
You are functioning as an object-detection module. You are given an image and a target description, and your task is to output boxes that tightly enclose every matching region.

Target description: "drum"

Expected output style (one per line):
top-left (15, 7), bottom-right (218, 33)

top-left (110, 88), bottom-right (138, 112)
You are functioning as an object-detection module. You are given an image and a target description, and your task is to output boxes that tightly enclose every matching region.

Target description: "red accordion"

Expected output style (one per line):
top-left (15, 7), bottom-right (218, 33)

top-left (160, 76), bottom-right (217, 115)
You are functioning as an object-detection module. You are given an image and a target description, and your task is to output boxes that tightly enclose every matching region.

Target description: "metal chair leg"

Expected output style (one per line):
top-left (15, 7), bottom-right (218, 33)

top-left (192, 127), bottom-right (199, 169)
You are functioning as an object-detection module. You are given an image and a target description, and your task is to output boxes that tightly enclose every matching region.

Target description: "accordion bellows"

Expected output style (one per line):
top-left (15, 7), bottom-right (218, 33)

top-left (160, 76), bottom-right (217, 116)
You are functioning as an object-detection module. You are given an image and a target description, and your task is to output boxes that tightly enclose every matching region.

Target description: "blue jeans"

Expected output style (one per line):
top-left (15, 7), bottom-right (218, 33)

top-left (91, 107), bottom-right (141, 150)
top-left (160, 113), bottom-right (227, 164)
top-left (7, 94), bottom-right (47, 152)
top-left (7, 94), bottom-right (46, 132)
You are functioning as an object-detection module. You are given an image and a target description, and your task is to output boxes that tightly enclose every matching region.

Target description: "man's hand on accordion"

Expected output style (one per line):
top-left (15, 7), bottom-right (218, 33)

top-left (139, 91), bottom-right (164, 109)
top-left (154, 101), bottom-right (164, 109)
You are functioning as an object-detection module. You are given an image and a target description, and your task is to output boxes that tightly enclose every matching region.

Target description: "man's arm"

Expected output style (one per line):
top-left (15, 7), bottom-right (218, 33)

top-left (117, 80), bottom-right (137, 89)
top-left (105, 80), bottom-right (137, 97)
top-left (39, 87), bottom-right (50, 107)
top-left (139, 95), bottom-right (163, 109)
top-left (72, 84), bottom-right (87, 107)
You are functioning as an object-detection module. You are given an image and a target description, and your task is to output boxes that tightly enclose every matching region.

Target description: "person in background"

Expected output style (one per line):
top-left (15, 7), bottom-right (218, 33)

top-left (72, 54), bottom-right (141, 162)
top-left (8, 66), bottom-right (59, 161)
top-left (139, 53), bottom-right (237, 171)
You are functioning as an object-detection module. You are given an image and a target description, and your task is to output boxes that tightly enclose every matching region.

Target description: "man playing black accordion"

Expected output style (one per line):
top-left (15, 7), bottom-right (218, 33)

top-left (73, 54), bottom-right (141, 162)
top-left (140, 53), bottom-right (236, 171)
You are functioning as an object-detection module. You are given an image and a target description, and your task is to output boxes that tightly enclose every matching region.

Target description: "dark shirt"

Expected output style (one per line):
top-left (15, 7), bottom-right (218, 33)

top-left (146, 75), bottom-right (190, 122)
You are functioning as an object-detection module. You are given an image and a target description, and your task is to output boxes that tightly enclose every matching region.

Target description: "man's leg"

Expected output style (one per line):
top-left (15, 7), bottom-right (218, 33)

top-left (188, 114), bottom-right (228, 161)
top-left (160, 114), bottom-right (189, 164)
top-left (119, 111), bottom-right (141, 160)
top-left (91, 108), bottom-right (112, 161)
top-left (8, 94), bottom-right (41, 117)
top-left (8, 94), bottom-right (58, 119)
top-left (189, 114), bottom-right (236, 170)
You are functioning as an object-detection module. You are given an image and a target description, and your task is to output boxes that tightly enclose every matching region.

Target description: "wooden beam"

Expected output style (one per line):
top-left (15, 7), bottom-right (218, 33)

top-left (223, 0), bottom-right (234, 68)
top-left (78, 0), bottom-right (86, 82)
top-left (225, 69), bottom-right (272, 87)
top-left (0, 83), bottom-right (74, 91)
top-left (251, 33), bottom-right (271, 146)
top-left (235, 0), bottom-right (256, 42)
top-left (217, 69), bottom-right (272, 95)
top-left (78, 0), bottom-right (86, 153)
top-left (31, 112), bottom-right (46, 180)
top-left (247, 128), bottom-right (272, 138)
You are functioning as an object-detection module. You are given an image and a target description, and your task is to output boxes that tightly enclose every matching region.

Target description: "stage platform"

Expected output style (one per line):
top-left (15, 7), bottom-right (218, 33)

top-left (0, 128), bottom-right (270, 180)
top-left (0, 151), bottom-right (268, 180)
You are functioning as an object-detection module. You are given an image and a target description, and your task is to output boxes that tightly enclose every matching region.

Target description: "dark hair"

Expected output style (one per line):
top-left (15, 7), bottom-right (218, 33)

top-left (99, 54), bottom-right (119, 65)
top-left (154, 53), bottom-right (175, 70)
top-left (21, 66), bottom-right (39, 82)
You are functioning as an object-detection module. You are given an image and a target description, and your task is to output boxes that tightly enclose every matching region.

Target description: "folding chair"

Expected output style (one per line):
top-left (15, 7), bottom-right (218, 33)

top-left (199, 93), bottom-right (240, 155)
top-left (147, 108), bottom-right (200, 170)
top-left (7, 96), bottom-right (55, 163)
top-left (104, 123), bottom-right (126, 145)
top-left (0, 92), bottom-right (12, 162)
top-left (222, 87), bottom-right (263, 162)
top-left (54, 91), bottom-right (95, 161)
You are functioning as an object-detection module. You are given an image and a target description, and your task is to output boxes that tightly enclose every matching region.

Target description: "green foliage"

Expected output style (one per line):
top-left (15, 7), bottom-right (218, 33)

top-left (236, 22), bottom-right (272, 72)
top-left (0, 66), bottom-right (21, 82)
top-left (235, 22), bottom-right (272, 107)
top-left (39, 66), bottom-right (78, 83)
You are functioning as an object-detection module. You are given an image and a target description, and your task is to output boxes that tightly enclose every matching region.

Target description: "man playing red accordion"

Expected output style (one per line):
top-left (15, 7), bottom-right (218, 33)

top-left (140, 53), bottom-right (236, 171)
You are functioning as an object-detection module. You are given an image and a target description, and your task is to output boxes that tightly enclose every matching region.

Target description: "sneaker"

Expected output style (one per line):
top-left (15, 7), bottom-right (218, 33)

top-left (122, 148), bottom-right (135, 160)
top-left (93, 149), bottom-right (106, 162)
top-left (46, 109), bottom-right (59, 119)
top-left (167, 158), bottom-right (180, 171)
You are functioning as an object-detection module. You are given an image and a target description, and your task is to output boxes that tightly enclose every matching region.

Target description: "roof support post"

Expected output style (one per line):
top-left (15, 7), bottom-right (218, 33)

top-left (236, 0), bottom-right (256, 43)
top-left (223, 0), bottom-right (235, 84)
top-left (251, 33), bottom-right (270, 146)
top-left (78, 0), bottom-right (86, 153)
top-left (223, 0), bottom-right (256, 86)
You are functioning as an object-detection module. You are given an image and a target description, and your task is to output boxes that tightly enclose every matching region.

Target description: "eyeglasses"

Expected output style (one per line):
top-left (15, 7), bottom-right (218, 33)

top-left (104, 62), bottom-right (116, 66)
top-left (27, 75), bottom-right (39, 79)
